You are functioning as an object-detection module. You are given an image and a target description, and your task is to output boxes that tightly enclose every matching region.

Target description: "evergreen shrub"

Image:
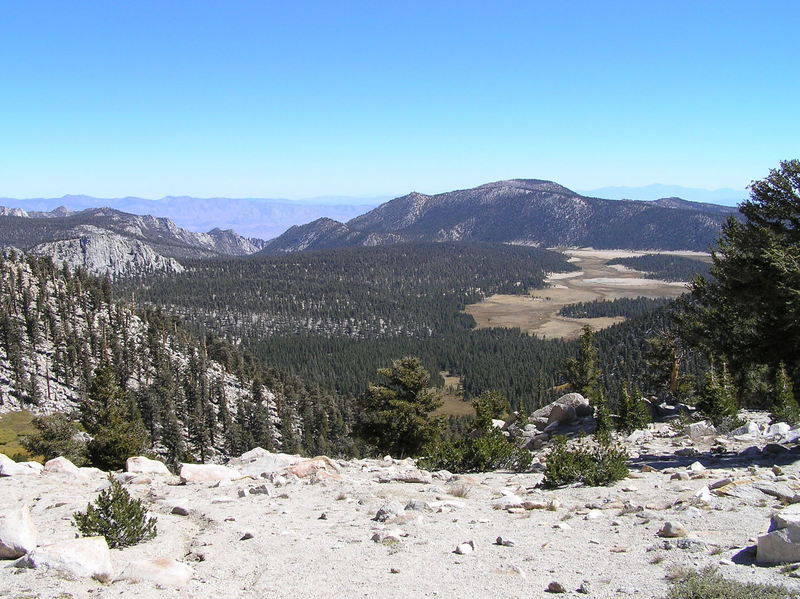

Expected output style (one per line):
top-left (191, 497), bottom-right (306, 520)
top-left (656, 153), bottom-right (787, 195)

top-left (420, 429), bottom-right (532, 473)
top-left (73, 476), bottom-right (157, 548)
top-left (543, 435), bottom-right (629, 488)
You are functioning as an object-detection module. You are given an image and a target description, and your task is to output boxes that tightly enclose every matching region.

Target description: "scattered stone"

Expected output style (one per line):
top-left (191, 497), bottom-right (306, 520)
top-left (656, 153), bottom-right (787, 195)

top-left (521, 500), bottom-right (549, 510)
top-left (739, 446), bottom-right (762, 458)
top-left (318, 513), bottom-right (328, 520)
top-left (753, 482), bottom-right (800, 504)
top-left (0, 505), bottom-right (37, 559)
top-left (577, 581), bottom-right (591, 594)
top-left (125, 456), bottom-right (171, 475)
top-left (763, 443), bottom-right (790, 455)
top-left (684, 421), bottom-right (716, 440)
top-left (115, 557), bottom-right (194, 586)
top-left (240, 532), bottom-right (254, 540)
top-left (674, 448), bottom-right (698, 457)
top-left (767, 423), bottom-right (791, 437)
top-left (709, 477), bottom-right (734, 490)
top-left (374, 501), bottom-right (405, 522)
top-left (15, 536), bottom-right (114, 582)
top-left (731, 422), bottom-right (760, 437)
top-left (405, 499), bottom-right (430, 512)
top-left (688, 461), bottom-right (706, 472)
top-left (171, 505), bottom-right (191, 516)
top-left (495, 536), bottom-right (516, 547)
top-left (179, 463), bottom-right (241, 484)
top-left (454, 540), bottom-right (475, 555)
top-left (658, 522), bottom-right (688, 538)
top-left (546, 580), bottom-right (567, 593)
top-left (372, 529), bottom-right (404, 544)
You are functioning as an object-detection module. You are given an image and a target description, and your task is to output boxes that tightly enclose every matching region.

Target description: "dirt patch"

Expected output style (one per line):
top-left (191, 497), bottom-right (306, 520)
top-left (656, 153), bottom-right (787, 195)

top-left (464, 249), bottom-right (698, 340)
top-left (434, 372), bottom-right (474, 417)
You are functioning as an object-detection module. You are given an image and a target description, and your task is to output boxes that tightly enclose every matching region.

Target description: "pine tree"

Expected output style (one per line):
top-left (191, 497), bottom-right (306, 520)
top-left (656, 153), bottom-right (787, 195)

top-left (356, 356), bottom-right (443, 458)
top-left (81, 364), bottom-right (150, 470)
top-left (565, 326), bottom-right (602, 401)
top-left (771, 363), bottom-right (800, 425)
top-left (616, 382), bottom-right (651, 433)
top-left (696, 361), bottom-right (741, 428)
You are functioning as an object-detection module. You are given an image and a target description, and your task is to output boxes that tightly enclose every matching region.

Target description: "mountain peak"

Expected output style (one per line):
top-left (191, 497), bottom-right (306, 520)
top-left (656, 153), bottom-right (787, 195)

top-left (474, 179), bottom-right (578, 195)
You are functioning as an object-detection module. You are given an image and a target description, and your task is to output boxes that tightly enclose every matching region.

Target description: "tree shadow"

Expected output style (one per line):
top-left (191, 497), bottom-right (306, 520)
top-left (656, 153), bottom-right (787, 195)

top-left (629, 446), bottom-right (800, 471)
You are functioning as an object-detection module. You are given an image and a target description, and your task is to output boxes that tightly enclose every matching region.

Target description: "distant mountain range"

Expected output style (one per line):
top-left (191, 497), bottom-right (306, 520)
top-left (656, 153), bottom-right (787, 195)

top-left (0, 195), bottom-right (383, 240)
top-left (578, 184), bottom-right (747, 206)
top-left (0, 206), bottom-right (268, 277)
top-left (259, 179), bottom-right (739, 254)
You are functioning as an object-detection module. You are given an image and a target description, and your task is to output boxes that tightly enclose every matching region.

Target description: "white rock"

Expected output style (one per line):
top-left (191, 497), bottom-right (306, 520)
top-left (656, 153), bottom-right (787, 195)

top-left (688, 461), bottom-right (706, 472)
top-left (730, 421), bottom-right (760, 437)
top-left (428, 500), bottom-right (465, 511)
top-left (454, 540), bottom-right (475, 554)
top-left (769, 504), bottom-right (800, 530)
top-left (658, 521), bottom-right (688, 538)
top-left (125, 456), bottom-right (171, 475)
top-left (0, 505), bottom-right (37, 559)
top-left (179, 463), bottom-right (241, 483)
top-left (43, 456), bottom-right (84, 478)
top-left (377, 469), bottom-right (433, 484)
top-left (15, 536), bottom-right (114, 582)
top-left (692, 486), bottom-right (713, 505)
top-left (116, 558), bottom-right (194, 586)
top-left (0, 454), bottom-right (41, 477)
top-left (758, 524), bottom-right (800, 565)
top-left (684, 421), bottom-right (716, 440)
top-left (232, 450), bottom-right (302, 477)
top-left (767, 423), bottom-right (791, 437)
top-left (626, 429), bottom-right (653, 443)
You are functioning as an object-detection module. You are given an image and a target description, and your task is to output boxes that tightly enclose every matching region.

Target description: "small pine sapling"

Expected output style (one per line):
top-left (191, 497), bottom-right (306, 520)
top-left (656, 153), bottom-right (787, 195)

top-left (771, 363), bottom-right (800, 425)
top-left (73, 475), bottom-right (157, 548)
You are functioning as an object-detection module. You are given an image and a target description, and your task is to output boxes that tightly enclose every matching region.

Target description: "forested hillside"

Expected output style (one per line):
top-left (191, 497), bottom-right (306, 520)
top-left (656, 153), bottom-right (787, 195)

top-left (120, 243), bottom-right (582, 409)
top-left (607, 254), bottom-right (711, 282)
top-left (0, 252), bottom-right (352, 462)
top-left (118, 242), bottom-right (707, 411)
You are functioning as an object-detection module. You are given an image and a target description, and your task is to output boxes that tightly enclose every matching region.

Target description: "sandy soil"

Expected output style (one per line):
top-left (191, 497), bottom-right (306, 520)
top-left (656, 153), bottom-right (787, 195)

top-left (2, 420), bottom-right (800, 598)
top-left (465, 249), bottom-right (695, 340)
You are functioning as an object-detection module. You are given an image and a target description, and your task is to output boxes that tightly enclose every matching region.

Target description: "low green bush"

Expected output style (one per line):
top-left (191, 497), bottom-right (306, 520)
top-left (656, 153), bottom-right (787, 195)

top-left (543, 434), bottom-right (629, 488)
top-left (419, 428), bottom-right (531, 473)
top-left (73, 476), bottom-right (157, 548)
top-left (666, 567), bottom-right (799, 599)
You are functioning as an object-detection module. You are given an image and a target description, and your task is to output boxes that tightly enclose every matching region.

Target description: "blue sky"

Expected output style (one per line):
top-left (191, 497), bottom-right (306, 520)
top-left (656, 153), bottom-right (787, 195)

top-left (1, 1), bottom-right (798, 199)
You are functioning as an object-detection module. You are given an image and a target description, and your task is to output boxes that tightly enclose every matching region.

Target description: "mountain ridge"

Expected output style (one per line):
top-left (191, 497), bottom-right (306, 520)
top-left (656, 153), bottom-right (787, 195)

top-left (260, 179), bottom-right (739, 254)
top-left (0, 206), bottom-right (268, 277)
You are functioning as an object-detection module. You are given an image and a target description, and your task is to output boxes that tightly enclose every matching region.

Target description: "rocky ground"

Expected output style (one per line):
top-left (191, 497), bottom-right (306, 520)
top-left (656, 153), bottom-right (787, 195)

top-left (3, 413), bottom-right (800, 598)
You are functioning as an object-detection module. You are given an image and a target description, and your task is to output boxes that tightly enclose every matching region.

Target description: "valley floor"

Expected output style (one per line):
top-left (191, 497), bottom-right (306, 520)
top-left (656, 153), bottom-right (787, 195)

top-left (465, 249), bottom-right (695, 339)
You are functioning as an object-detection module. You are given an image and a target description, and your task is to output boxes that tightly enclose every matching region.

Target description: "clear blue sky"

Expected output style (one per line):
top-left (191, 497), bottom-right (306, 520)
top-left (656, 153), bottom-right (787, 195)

top-left (1, 1), bottom-right (798, 199)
